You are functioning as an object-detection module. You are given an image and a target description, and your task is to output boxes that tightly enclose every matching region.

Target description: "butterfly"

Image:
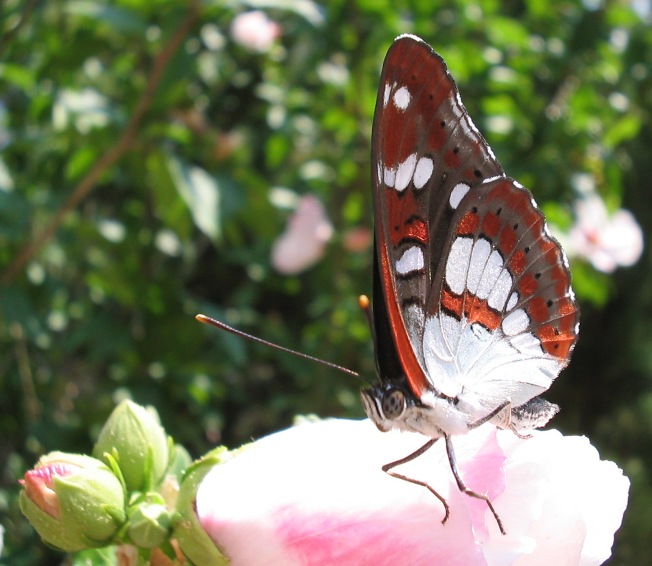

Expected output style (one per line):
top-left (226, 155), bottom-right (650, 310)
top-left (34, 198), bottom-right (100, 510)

top-left (359, 34), bottom-right (580, 534)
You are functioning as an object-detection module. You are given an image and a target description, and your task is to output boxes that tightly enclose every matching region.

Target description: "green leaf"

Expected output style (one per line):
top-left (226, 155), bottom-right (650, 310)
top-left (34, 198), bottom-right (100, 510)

top-left (65, 1), bottom-right (148, 34)
top-left (166, 155), bottom-right (222, 243)
top-left (0, 63), bottom-right (37, 91)
top-left (603, 113), bottom-right (642, 148)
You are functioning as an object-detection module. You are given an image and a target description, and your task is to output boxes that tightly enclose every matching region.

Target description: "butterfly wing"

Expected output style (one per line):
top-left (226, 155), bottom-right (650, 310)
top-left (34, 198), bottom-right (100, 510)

top-left (422, 176), bottom-right (579, 418)
top-left (371, 35), bottom-right (578, 424)
top-left (372, 35), bottom-right (503, 396)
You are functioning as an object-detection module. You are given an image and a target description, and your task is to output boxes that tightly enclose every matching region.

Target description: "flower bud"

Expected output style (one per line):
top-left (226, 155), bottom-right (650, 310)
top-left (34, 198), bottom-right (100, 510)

top-left (93, 400), bottom-right (170, 492)
top-left (127, 494), bottom-right (171, 549)
top-left (20, 452), bottom-right (126, 551)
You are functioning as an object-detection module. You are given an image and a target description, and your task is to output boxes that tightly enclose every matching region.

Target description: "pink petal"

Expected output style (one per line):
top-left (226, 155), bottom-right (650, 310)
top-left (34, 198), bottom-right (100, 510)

top-left (197, 420), bottom-right (488, 565)
top-left (21, 463), bottom-right (80, 519)
top-left (195, 419), bottom-right (629, 566)
top-left (271, 195), bottom-right (333, 275)
top-left (230, 11), bottom-right (281, 52)
top-left (569, 194), bottom-right (643, 272)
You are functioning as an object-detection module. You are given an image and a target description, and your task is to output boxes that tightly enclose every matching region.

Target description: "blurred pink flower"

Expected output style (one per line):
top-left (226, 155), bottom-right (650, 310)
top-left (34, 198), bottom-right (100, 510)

top-left (230, 11), bottom-right (281, 52)
top-left (196, 419), bottom-right (629, 566)
top-left (343, 226), bottom-right (372, 253)
top-left (271, 195), bottom-right (333, 275)
top-left (567, 194), bottom-right (643, 273)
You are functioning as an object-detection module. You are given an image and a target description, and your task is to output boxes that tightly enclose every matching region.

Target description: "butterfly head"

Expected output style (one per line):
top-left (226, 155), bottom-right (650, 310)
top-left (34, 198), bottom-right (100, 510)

top-left (360, 382), bottom-right (413, 433)
top-left (361, 380), bottom-right (468, 438)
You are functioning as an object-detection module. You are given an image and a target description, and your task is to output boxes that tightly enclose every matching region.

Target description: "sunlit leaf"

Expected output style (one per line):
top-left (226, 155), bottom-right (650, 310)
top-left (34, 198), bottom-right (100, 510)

top-left (166, 155), bottom-right (222, 243)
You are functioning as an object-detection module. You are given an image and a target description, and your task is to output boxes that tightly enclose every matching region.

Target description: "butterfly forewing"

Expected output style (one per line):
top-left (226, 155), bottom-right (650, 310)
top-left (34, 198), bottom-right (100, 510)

top-left (372, 35), bottom-right (504, 396)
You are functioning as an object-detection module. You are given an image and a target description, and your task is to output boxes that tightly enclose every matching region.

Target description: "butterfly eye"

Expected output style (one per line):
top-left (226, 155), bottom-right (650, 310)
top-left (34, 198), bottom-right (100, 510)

top-left (381, 388), bottom-right (406, 419)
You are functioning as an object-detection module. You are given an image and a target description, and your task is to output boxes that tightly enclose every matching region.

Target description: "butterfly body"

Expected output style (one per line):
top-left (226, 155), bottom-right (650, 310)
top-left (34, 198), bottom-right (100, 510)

top-left (360, 35), bottom-right (579, 530)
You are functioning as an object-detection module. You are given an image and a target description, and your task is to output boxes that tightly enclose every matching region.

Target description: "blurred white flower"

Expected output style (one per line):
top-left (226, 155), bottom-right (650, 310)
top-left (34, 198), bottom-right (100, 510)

top-left (567, 194), bottom-right (643, 273)
top-left (53, 88), bottom-right (111, 133)
top-left (195, 419), bottom-right (629, 566)
top-left (317, 58), bottom-right (350, 87)
top-left (271, 195), bottom-right (333, 275)
top-left (230, 11), bottom-right (281, 52)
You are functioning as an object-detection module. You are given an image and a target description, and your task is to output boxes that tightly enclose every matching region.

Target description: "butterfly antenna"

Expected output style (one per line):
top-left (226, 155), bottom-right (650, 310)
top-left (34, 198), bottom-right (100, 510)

top-left (196, 314), bottom-right (371, 384)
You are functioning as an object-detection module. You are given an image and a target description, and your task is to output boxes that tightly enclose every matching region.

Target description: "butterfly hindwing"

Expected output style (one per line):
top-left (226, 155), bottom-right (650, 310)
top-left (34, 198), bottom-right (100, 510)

top-left (424, 177), bottom-right (578, 414)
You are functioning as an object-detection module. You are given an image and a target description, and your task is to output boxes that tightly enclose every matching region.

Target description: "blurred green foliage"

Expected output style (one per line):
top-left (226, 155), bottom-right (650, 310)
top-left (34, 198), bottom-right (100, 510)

top-left (1, 0), bottom-right (651, 564)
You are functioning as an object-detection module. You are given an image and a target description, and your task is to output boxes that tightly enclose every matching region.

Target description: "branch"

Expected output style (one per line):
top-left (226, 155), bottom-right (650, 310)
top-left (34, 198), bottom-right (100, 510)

top-left (1, 2), bottom-right (200, 284)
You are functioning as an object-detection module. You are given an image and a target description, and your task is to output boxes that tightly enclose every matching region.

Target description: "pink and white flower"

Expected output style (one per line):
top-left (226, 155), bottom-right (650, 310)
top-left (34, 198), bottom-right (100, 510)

top-left (271, 195), bottom-right (333, 275)
top-left (230, 11), bottom-right (281, 53)
top-left (195, 418), bottom-right (629, 566)
top-left (566, 194), bottom-right (643, 273)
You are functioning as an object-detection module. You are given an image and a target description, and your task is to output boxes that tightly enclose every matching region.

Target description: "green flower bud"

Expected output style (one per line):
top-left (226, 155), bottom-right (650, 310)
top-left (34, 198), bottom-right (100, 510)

top-left (93, 400), bottom-right (170, 492)
top-left (127, 495), bottom-right (171, 549)
top-left (19, 452), bottom-right (126, 551)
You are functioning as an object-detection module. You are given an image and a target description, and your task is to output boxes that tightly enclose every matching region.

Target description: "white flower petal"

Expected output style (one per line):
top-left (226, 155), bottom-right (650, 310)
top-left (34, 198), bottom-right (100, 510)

top-left (196, 419), bottom-right (629, 565)
top-left (568, 194), bottom-right (643, 272)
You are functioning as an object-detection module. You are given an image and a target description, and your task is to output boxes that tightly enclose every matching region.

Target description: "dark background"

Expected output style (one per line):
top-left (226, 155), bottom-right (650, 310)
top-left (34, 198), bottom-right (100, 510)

top-left (1, 1), bottom-right (650, 564)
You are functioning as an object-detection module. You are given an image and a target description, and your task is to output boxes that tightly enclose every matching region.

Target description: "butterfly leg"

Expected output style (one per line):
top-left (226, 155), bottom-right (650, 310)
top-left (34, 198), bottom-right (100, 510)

top-left (467, 400), bottom-right (511, 430)
top-left (473, 403), bottom-right (531, 439)
top-left (508, 424), bottom-right (533, 440)
top-left (381, 437), bottom-right (451, 525)
top-left (445, 434), bottom-right (506, 535)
